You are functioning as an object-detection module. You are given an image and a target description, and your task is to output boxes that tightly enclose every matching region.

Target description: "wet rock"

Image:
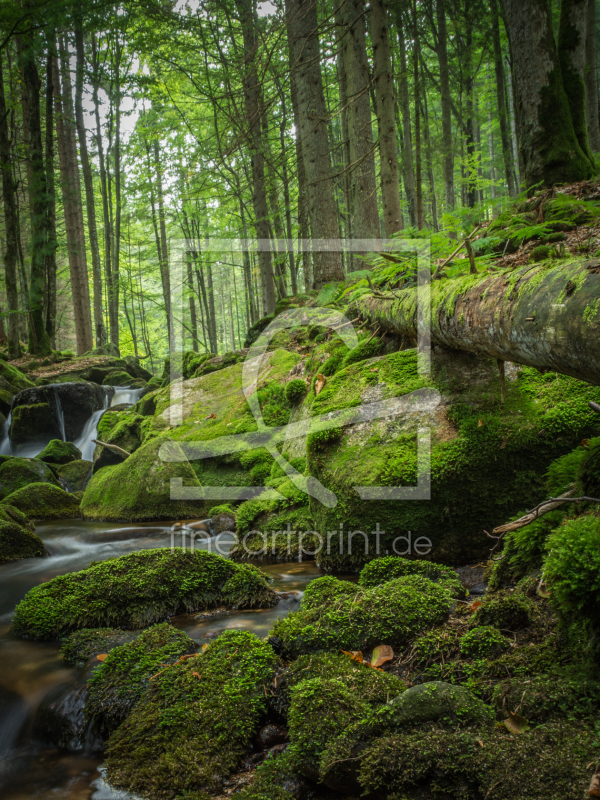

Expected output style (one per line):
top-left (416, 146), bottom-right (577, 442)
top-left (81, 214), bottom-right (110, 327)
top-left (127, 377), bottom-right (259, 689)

top-left (0, 685), bottom-right (27, 757)
top-left (37, 439), bottom-right (82, 466)
top-left (0, 388), bottom-right (13, 416)
top-left (35, 682), bottom-right (101, 752)
top-left (0, 456), bottom-right (60, 500)
top-left (389, 681), bottom-right (494, 726)
top-left (0, 359), bottom-right (34, 391)
top-left (10, 402), bottom-right (61, 450)
top-left (212, 512), bottom-right (236, 534)
top-left (256, 723), bottom-right (289, 749)
top-left (0, 515), bottom-right (46, 563)
top-left (56, 459), bottom-right (93, 492)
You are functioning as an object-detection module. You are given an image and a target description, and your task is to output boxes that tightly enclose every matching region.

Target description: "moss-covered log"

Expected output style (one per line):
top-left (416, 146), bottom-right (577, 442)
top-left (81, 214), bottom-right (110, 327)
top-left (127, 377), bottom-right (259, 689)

top-left (358, 261), bottom-right (600, 384)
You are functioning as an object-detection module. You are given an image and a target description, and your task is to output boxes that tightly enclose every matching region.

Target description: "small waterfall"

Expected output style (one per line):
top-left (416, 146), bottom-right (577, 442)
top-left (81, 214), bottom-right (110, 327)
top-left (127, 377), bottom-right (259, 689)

top-left (0, 412), bottom-right (11, 456)
top-left (74, 387), bottom-right (143, 462)
top-left (111, 387), bottom-right (144, 407)
top-left (52, 387), bottom-right (66, 442)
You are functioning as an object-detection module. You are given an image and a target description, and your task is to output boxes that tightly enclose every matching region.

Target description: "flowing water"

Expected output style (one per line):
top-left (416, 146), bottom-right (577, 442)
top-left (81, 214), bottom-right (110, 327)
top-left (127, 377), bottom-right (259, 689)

top-left (0, 519), bottom-right (319, 799)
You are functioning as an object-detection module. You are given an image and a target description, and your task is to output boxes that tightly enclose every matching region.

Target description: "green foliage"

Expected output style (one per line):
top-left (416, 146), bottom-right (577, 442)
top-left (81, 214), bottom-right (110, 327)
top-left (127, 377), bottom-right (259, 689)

top-left (284, 378), bottom-right (306, 404)
top-left (459, 626), bottom-right (510, 659)
top-left (11, 547), bottom-right (277, 640)
top-left (60, 627), bottom-right (128, 667)
top-left (105, 631), bottom-right (277, 798)
top-left (471, 590), bottom-right (535, 631)
top-left (86, 623), bottom-right (198, 735)
top-left (544, 514), bottom-right (600, 625)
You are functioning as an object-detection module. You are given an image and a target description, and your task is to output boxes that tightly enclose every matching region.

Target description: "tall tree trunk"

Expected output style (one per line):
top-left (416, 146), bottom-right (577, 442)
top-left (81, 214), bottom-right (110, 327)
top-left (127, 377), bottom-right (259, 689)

top-left (413, 1), bottom-right (424, 225)
top-left (371, 0), bottom-right (402, 236)
top-left (503, 0), bottom-right (593, 187)
top-left (153, 140), bottom-right (174, 351)
top-left (491, 0), bottom-right (517, 196)
top-left (342, 0), bottom-right (380, 239)
top-left (111, 36), bottom-right (122, 350)
top-left (436, 0), bottom-right (454, 213)
top-left (559, 0), bottom-right (594, 162)
top-left (0, 53), bottom-right (22, 358)
top-left (59, 37), bottom-right (93, 353)
top-left (395, 6), bottom-right (417, 226)
top-left (235, 0), bottom-right (276, 313)
top-left (286, 0), bottom-right (344, 287)
top-left (585, 0), bottom-right (600, 151)
top-left (187, 259), bottom-right (198, 351)
top-left (335, 8), bottom-right (353, 244)
top-left (74, 17), bottom-right (106, 348)
top-left (420, 61), bottom-right (438, 230)
top-left (20, 27), bottom-right (51, 354)
top-left (288, 52), bottom-right (312, 290)
top-left (44, 31), bottom-right (57, 347)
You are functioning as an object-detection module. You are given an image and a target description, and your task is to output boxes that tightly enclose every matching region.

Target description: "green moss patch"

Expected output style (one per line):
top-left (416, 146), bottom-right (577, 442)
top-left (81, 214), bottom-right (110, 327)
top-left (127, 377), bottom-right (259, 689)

top-left (358, 555), bottom-right (464, 598)
top-left (11, 548), bottom-right (278, 640)
top-left (2, 482), bottom-right (81, 519)
top-left (56, 459), bottom-right (92, 492)
top-left (60, 627), bottom-right (131, 667)
top-left (0, 457), bottom-right (60, 500)
top-left (105, 630), bottom-right (277, 798)
top-left (0, 518), bottom-right (45, 563)
top-left (36, 440), bottom-right (82, 465)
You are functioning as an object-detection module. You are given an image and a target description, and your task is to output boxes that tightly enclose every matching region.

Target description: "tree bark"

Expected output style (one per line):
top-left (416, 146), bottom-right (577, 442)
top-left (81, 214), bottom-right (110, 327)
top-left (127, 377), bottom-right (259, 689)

top-left (112, 37), bottom-right (122, 350)
top-left (286, 0), bottom-right (344, 287)
top-left (0, 52), bottom-right (22, 358)
top-left (153, 139), bottom-right (174, 351)
top-left (559, 0), bottom-right (594, 162)
top-left (74, 17), bottom-right (106, 348)
top-left (435, 0), bottom-right (454, 213)
top-left (371, 0), bottom-right (402, 236)
top-left (491, 0), bottom-right (517, 196)
top-left (395, 6), bottom-right (417, 226)
top-left (358, 262), bottom-right (600, 384)
top-left (342, 0), bottom-right (380, 240)
top-left (503, 0), bottom-right (593, 187)
top-left (585, 0), bottom-right (600, 151)
top-left (44, 31), bottom-right (57, 347)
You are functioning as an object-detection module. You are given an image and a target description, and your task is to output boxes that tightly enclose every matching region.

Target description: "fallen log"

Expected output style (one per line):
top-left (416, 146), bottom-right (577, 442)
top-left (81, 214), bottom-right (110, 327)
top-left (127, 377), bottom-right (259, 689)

top-left (357, 261), bottom-right (600, 385)
top-left (92, 439), bottom-right (131, 459)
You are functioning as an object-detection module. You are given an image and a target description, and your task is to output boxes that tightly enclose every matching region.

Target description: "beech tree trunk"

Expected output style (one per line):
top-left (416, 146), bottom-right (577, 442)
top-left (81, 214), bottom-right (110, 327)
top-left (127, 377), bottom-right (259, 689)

top-left (395, 6), bottom-right (417, 226)
top-left (585, 0), bottom-right (600, 151)
top-left (358, 263), bottom-right (600, 385)
top-left (342, 0), bottom-right (380, 240)
top-left (75, 18), bottom-right (107, 348)
top-left (559, 0), bottom-right (594, 162)
top-left (44, 32), bottom-right (57, 347)
top-left (491, 0), bottom-right (517, 196)
top-left (435, 0), bottom-right (454, 213)
top-left (0, 53), bottom-right (21, 358)
top-left (503, 0), bottom-right (593, 187)
top-left (371, 0), bottom-right (402, 236)
top-left (286, 0), bottom-right (344, 287)
top-left (153, 140), bottom-right (174, 351)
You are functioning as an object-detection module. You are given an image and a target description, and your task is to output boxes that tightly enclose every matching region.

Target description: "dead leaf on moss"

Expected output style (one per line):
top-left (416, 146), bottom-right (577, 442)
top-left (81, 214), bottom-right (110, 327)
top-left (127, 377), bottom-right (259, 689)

top-left (371, 645), bottom-right (394, 668)
top-left (503, 711), bottom-right (529, 735)
top-left (341, 649), bottom-right (364, 664)
top-left (315, 374), bottom-right (326, 396)
top-left (95, 653), bottom-right (108, 662)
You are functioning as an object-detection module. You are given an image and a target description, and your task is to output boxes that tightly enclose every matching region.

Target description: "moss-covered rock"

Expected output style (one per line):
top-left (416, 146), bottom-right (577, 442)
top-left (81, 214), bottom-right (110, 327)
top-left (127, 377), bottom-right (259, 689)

top-left (0, 359), bottom-right (34, 390)
top-left (81, 434), bottom-right (210, 521)
top-left (0, 518), bottom-right (45, 563)
top-left (11, 548), bottom-right (278, 640)
top-left (471, 590), bottom-right (535, 631)
top-left (389, 681), bottom-right (494, 727)
top-left (55, 459), bottom-right (92, 492)
top-left (0, 388), bottom-right (14, 416)
top-left (270, 574), bottom-right (452, 657)
top-left (2, 482), bottom-right (81, 519)
top-left (92, 410), bottom-right (144, 472)
top-left (36, 439), bottom-right (82, 465)
top-left (105, 630), bottom-right (277, 798)
top-left (358, 555), bottom-right (465, 598)
top-left (60, 627), bottom-right (131, 667)
top-left (9, 402), bottom-right (61, 449)
top-left (102, 370), bottom-right (133, 387)
top-left (0, 457), bottom-right (60, 500)
top-left (459, 625), bottom-right (510, 659)
top-left (85, 623), bottom-right (198, 735)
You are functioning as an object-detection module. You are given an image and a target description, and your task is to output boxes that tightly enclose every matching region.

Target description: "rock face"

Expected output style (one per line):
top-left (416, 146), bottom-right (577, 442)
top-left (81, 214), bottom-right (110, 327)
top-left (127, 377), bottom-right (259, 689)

top-left (37, 440), bottom-right (82, 465)
top-left (389, 681), bottom-right (494, 726)
top-left (10, 383), bottom-right (113, 444)
top-left (0, 457), bottom-right (60, 500)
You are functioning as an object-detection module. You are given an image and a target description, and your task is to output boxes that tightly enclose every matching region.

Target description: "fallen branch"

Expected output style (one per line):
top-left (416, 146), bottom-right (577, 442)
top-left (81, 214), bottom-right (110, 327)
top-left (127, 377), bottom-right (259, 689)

top-left (432, 224), bottom-right (483, 279)
top-left (92, 439), bottom-right (131, 459)
top-left (492, 487), bottom-right (577, 534)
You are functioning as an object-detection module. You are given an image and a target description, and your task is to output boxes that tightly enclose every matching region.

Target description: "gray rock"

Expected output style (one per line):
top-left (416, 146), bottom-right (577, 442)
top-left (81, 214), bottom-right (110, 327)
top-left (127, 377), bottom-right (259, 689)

top-left (211, 512), bottom-right (236, 534)
top-left (389, 681), bottom-right (494, 726)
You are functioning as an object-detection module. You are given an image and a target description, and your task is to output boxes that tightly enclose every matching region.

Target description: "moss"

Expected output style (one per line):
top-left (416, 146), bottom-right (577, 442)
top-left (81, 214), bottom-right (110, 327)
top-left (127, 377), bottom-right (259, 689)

top-left (0, 388), bottom-right (13, 416)
top-left (389, 681), bottom-right (494, 727)
top-left (459, 626), bottom-right (510, 659)
top-left (0, 456), bottom-right (60, 500)
top-left (207, 503), bottom-right (234, 517)
top-left (102, 370), bottom-right (133, 387)
top-left (220, 563), bottom-right (279, 609)
top-left (284, 378), bottom-right (306, 404)
top-left (36, 439), bottom-right (82, 465)
top-left (300, 575), bottom-right (359, 610)
top-left (358, 555), bottom-right (464, 599)
top-left (55, 459), bottom-right (92, 492)
top-left (105, 630), bottom-right (277, 798)
top-left (2, 482), bottom-right (81, 519)
top-left (60, 627), bottom-right (129, 667)
top-left (81, 434), bottom-right (210, 521)
top-left (234, 749), bottom-right (299, 800)
top-left (471, 590), bottom-right (535, 631)
top-left (11, 548), bottom-right (277, 640)
top-left (85, 623), bottom-right (198, 735)
top-left (0, 518), bottom-right (45, 563)
top-left (270, 574), bottom-right (452, 658)
top-left (0, 359), bottom-right (34, 390)
top-left (531, 244), bottom-right (551, 262)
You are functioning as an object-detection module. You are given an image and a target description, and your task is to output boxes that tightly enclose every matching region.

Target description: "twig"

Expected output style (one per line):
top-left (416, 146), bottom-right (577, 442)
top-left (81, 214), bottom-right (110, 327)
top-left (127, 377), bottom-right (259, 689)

top-left (365, 326), bottom-right (381, 346)
top-left (92, 439), bottom-right (131, 459)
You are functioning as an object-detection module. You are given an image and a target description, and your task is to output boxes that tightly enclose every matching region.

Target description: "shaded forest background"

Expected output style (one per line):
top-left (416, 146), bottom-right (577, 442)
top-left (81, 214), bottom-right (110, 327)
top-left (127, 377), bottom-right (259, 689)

top-left (0, 0), bottom-right (598, 371)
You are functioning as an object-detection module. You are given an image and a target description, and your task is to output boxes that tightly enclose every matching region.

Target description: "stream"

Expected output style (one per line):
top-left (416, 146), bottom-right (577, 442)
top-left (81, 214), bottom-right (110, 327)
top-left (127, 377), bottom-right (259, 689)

top-left (0, 519), bottom-right (319, 799)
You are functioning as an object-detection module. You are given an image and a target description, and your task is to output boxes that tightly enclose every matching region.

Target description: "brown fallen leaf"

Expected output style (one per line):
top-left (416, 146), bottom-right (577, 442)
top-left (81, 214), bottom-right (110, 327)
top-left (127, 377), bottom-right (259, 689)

top-left (477, 739), bottom-right (484, 748)
top-left (205, 413), bottom-right (216, 419)
top-left (191, 671), bottom-right (202, 679)
top-left (470, 600), bottom-right (483, 611)
top-left (315, 374), bottom-right (326, 396)
top-left (589, 765), bottom-right (600, 797)
top-left (95, 653), bottom-right (108, 662)
top-left (503, 711), bottom-right (529, 735)
top-left (371, 645), bottom-right (394, 668)
top-left (477, 419), bottom-right (483, 427)
top-left (341, 649), bottom-right (364, 664)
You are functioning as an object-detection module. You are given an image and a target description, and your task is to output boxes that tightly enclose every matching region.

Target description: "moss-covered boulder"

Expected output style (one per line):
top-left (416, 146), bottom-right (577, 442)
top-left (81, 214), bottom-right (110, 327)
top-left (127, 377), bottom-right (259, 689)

top-left (9, 402), bottom-right (61, 450)
top-left (85, 623), bottom-right (198, 735)
top-left (102, 370), bottom-right (132, 387)
top-left (0, 457), bottom-right (60, 500)
top-left (11, 548), bottom-right (278, 640)
top-left (0, 388), bottom-right (13, 416)
top-left (270, 574), bottom-right (452, 657)
top-left (0, 359), bottom-right (34, 390)
top-left (36, 439), bottom-right (82, 465)
top-left (81, 434), bottom-right (209, 521)
top-left (2, 482), bottom-right (81, 519)
top-left (92, 411), bottom-right (144, 472)
top-left (358, 555), bottom-right (465, 598)
top-left (60, 627), bottom-right (131, 667)
top-left (104, 630), bottom-right (277, 798)
top-left (389, 681), bottom-right (494, 727)
top-left (55, 459), bottom-right (92, 492)
top-left (0, 517), bottom-right (45, 563)
top-left (11, 383), bottom-right (110, 442)
top-left (470, 590), bottom-right (535, 631)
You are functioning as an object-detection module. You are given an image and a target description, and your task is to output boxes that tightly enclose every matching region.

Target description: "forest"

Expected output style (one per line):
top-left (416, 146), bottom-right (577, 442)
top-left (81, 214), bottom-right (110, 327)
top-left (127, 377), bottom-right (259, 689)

top-left (0, 0), bottom-right (600, 799)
